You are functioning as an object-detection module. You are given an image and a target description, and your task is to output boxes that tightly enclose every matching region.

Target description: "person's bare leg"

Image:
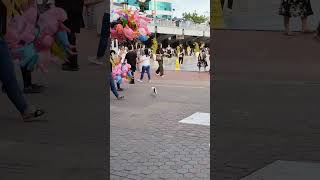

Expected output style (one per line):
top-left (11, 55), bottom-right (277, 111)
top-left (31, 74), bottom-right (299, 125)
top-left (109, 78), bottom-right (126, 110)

top-left (301, 17), bottom-right (314, 33)
top-left (284, 16), bottom-right (294, 35)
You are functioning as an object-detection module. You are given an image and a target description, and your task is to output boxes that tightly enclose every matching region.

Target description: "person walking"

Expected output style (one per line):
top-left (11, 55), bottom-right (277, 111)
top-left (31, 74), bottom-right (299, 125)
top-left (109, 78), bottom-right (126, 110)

top-left (155, 46), bottom-right (165, 77)
top-left (197, 49), bottom-right (208, 72)
top-left (55, 0), bottom-right (84, 71)
top-left (87, 0), bottom-right (110, 65)
top-left (221, 0), bottom-right (233, 13)
top-left (279, 0), bottom-right (314, 35)
top-left (124, 45), bottom-right (137, 84)
top-left (137, 49), bottom-right (151, 83)
top-left (1, 1), bottom-right (45, 121)
top-left (118, 46), bottom-right (127, 63)
top-left (178, 49), bottom-right (185, 65)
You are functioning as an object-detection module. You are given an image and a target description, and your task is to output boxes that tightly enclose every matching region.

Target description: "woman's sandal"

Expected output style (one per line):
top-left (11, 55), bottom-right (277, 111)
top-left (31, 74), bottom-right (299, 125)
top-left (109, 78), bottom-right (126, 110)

top-left (284, 31), bottom-right (297, 36)
top-left (117, 96), bottom-right (124, 100)
top-left (23, 109), bottom-right (46, 122)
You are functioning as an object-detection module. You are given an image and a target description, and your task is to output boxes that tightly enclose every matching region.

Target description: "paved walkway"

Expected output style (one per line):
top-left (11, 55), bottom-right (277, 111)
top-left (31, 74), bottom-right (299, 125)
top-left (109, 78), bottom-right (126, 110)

top-left (111, 71), bottom-right (210, 179)
top-left (213, 30), bottom-right (320, 179)
top-left (220, 0), bottom-right (320, 31)
top-left (0, 29), bottom-right (106, 180)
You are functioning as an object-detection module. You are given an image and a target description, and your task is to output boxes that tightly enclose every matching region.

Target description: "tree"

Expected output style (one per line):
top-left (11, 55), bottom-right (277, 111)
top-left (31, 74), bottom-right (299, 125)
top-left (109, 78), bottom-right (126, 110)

top-left (182, 11), bottom-right (208, 24)
top-left (137, 0), bottom-right (151, 12)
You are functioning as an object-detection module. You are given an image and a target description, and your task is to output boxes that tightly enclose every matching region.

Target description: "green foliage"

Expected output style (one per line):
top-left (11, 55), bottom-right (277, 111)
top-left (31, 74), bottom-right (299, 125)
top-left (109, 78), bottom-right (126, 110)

top-left (182, 11), bottom-right (208, 24)
top-left (137, 0), bottom-right (151, 12)
top-left (151, 38), bottom-right (158, 54)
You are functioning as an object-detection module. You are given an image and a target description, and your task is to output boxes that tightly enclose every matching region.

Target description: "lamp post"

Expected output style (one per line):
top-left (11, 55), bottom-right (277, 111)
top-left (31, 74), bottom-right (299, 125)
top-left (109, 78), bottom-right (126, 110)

top-left (153, 0), bottom-right (157, 39)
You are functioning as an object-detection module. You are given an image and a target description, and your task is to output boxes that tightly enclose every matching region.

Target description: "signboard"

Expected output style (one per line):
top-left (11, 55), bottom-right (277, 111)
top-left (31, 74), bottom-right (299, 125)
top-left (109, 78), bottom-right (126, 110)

top-left (176, 35), bottom-right (184, 40)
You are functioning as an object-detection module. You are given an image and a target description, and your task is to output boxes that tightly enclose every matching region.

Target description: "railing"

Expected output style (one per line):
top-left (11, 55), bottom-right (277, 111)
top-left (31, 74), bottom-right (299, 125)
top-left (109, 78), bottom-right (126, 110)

top-left (149, 19), bottom-right (210, 31)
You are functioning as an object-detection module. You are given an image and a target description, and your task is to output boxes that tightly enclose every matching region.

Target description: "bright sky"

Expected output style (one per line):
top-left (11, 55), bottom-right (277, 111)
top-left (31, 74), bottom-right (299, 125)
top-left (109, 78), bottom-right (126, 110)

top-left (172, 0), bottom-right (210, 18)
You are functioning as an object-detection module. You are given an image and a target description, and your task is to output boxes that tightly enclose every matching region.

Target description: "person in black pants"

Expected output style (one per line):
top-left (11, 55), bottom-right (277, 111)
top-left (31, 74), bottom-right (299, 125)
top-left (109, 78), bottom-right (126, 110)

top-left (55, 0), bottom-right (84, 71)
top-left (178, 49), bottom-right (184, 65)
top-left (125, 45), bottom-right (138, 84)
top-left (155, 47), bottom-right (165, 77)
top-left (221, 0), bottom-right (233, 10)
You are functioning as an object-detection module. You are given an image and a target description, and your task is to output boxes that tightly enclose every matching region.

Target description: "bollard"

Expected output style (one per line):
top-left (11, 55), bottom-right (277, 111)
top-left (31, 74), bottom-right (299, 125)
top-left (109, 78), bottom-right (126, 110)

top-left (175, 58), bottom-right (180, 71)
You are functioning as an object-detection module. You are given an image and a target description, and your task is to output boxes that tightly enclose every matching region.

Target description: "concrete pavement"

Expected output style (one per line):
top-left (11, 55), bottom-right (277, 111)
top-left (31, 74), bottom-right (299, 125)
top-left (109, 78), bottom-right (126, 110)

top-left (213, 30), bottom-right (320, 179)
top-left (110, 71), bottom-right (210, 179)
top-left (0, 29), bottom-right (106, 180)
top-left (220, 0), bottom-right (320, 31)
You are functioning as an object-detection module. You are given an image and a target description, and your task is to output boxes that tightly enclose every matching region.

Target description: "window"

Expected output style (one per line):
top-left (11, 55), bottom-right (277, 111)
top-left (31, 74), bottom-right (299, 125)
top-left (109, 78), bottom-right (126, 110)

top-left (148, 1), bottom-right (172, 11)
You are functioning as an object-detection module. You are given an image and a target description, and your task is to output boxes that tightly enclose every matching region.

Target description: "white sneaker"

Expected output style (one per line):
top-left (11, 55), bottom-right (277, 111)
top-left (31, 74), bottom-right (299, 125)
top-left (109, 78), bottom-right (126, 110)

top-left (137, 79), bottom-right (143, 82)
top-left (156, 73), bottom-right (160, 76)
top-left (88, 56), bottom-right (104, 65)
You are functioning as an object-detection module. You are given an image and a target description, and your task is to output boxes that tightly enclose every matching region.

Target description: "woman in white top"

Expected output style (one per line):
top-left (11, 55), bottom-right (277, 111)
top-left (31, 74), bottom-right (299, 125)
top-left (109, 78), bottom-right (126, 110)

top-left (118, 46), bottom-right (127, 63)
top-left (137, 48), bottom-right (151, 83)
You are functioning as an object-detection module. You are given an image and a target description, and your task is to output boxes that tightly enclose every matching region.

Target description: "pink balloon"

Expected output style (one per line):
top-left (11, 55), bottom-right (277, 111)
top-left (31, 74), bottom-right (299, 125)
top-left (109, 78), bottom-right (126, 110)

top-left (138, 28), bottom-right (147, 36)
top-left (123, 26), bottom-right (135, 40)
top-left (115, 24), bottom-right (124, 34)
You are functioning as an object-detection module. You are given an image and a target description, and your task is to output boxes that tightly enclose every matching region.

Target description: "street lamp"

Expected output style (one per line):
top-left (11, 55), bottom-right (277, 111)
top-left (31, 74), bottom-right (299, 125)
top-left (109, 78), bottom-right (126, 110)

top-left (153, 0), bottom-right (157, 39)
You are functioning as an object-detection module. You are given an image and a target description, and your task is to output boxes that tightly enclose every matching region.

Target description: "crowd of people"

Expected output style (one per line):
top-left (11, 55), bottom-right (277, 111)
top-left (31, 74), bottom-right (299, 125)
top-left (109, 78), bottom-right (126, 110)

top-left (105, 42), bottom-right (211, 100)
top-left (108, 44), bottom-right (158, 100)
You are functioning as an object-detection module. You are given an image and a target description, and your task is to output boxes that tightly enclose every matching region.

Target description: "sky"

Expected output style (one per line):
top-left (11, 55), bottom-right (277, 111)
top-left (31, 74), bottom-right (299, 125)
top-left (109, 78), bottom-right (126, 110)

top-left (172, 0), bottom-right (210, 18)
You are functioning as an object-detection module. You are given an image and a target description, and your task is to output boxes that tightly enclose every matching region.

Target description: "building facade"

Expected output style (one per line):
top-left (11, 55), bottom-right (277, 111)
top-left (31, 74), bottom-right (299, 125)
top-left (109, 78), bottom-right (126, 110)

top-left (113, 0), bottom-right (174, 20)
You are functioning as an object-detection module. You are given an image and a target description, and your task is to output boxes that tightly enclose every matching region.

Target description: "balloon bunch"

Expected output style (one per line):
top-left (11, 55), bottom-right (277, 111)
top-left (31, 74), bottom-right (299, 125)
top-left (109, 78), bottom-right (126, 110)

top-left (110, 8), bottom-right (152, 42)
top-left (4, 4), bottom-right (75, 73)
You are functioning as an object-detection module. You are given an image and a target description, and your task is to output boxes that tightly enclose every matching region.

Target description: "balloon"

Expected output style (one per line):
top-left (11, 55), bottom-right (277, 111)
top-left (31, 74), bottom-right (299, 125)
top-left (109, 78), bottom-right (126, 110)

top-left (138, 28), bottom-right (147, 36)
top-left (123, 25), bottom-right (135, 40)
top-left (115, 24), bottom-right (124, 34)
top-left (23, 6), bottom-right (38, 25)
top-left (138, 35), bottom-right (148, 42)
top-left (121, 17), bottom-right (128, 27)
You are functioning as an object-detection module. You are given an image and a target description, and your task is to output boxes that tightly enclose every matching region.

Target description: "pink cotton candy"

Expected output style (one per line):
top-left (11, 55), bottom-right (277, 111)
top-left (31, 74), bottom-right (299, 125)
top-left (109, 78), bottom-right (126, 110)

top-left (41, 35), bottom-right (54, 50)
top-left (23, 6), bottom-right (38, 25)
top-left (46, 6), bottom-right (68, 22)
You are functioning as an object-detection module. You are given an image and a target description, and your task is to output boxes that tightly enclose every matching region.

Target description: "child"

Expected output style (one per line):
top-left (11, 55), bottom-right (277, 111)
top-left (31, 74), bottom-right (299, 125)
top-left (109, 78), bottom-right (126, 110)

top-left (109, 52), bottom-right (124, 100)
